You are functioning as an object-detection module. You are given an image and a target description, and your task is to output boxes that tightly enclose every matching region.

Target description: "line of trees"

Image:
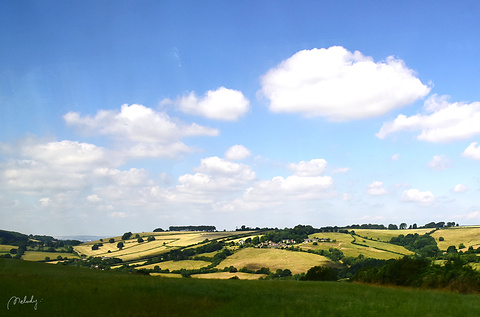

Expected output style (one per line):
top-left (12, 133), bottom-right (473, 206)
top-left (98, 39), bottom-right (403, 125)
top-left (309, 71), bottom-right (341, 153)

top-left (389, 233), bottom-right (439, 258)
top-left (168, 225), bottom-right (216, 232)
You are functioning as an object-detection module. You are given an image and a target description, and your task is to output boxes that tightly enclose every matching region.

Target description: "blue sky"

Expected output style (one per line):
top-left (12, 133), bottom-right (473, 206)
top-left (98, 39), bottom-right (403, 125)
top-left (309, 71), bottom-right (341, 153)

top-left (1, 1), bottom-right (480, 236)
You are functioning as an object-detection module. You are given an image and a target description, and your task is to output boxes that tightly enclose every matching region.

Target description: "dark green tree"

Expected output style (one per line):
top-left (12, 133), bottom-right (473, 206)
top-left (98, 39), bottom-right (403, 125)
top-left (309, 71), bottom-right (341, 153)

top-left (122, 232), bottom-right (133, 240)
top-left (447, 245), bottom-right (458, 254)
top-left (304, 266), bottom-right (338, 281)
top-left (117, 242), bottom-right (124, 250)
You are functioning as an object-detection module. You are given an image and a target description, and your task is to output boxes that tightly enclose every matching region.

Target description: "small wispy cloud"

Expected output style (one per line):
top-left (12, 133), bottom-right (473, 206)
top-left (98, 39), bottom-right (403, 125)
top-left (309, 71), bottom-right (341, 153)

top-left (367, 181), bottom-right (387, 196)
top-left (427, 155), bottom-right (452, 171)
top-left (453, 184), bottom-right (468, 193)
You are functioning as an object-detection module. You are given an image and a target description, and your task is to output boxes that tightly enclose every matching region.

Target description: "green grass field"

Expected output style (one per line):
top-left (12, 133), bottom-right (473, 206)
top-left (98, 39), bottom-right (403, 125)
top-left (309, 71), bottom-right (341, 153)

top-left (2, 258), bottom-right (480, 316)
top-left (216, 248), bottom-right (338, 274)
top-left (138, 259), bottom-right (211, 271)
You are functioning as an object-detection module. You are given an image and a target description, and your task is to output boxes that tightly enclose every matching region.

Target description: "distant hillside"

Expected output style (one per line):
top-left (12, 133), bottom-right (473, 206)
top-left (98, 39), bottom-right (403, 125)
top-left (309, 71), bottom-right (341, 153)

top-left (0, 229), bottom-right (82, 247)
top-left (54, 236), bottom-right (109, 242)
top-left (0, 229), bottom-right (28, 246)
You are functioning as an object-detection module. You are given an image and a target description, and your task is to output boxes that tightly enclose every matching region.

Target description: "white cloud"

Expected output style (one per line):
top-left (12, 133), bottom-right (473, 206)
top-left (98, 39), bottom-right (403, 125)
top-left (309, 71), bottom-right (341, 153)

top-left (94, 167), bottom-right (151, 187)
top-left (453, 184), bottom-right (468, 193)
top-left (466, 211), bottom-right (480, 219)
top-left (109, 212), bottom-right (127, 218)
top-left (332, 167), bottom-right (350, 174)
top-left (462, 142), bottom-right (480, 160)
top-left (367, 181), bottom-right (387, 196)
top-left (260, 46), bottom-right (430, 121)
top-left (287, 159), bottom-right (327, 176)
top-left (453, 211), bottom-right (480, 220)
top-left (2, 157), bottom-right (95, 196)
top-left (343, 193), bottom-right (353, 201)
top-left (243, 175), bottom-right (334, 202)
top-left (39, 197), bottom-right (51, 207)
top-left (176, 87), bottom-right (250, 121)
top-left (21, 140), bottom-right (110, 170)
top-left (402, 188), bottom-right (435, 205)
top-left (427, 155), bottom-right (452, 171)
top-left (391, 154), bottom-right (400, 161)
top-left (377, 95), bottom-right (480, 142)
top-left (176, 156), bottom-right (256, 195)
top-left (64, 104), bottom-right (218, 158)
top-left (225, 145), bottom-right (252, 161)
top-left (87, 194), bottom-right (102, 203)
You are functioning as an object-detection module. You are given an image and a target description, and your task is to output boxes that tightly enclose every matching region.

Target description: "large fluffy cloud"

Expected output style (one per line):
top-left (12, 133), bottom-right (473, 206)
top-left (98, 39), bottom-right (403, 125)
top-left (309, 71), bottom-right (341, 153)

top-left (402, 188), bottom-right (435, 205)
top-left (243, 175), bottom-right (333, 202)
top-left (260, 46), bottom-right (430, 121)
top-left (0, 138), bottom-right (157, 213)
top-left (21, 140), bottom-right (110, 171)
top-left (176, 156), bottom-right (256, 195)
top-left (64, 104), bottom-right (219, 158)
top-left (176, 87), bottom-right (250, 121)
top-left (1, 140), bottom-right (111, 195)
top-left (377, 95), bottom-right (480, 142)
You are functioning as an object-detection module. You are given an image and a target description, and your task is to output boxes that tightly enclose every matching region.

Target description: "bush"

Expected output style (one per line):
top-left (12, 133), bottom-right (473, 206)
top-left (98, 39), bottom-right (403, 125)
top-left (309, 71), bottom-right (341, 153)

top-left (304, 266), bottom-right (338, 281)
top-left (256, 267), bottom-right (271, 275)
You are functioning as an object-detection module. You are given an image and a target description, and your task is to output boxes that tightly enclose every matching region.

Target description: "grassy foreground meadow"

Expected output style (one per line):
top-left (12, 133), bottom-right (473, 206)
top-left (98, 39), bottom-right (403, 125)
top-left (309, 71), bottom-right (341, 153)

top-left (2, 258), bottom-right (480, 317)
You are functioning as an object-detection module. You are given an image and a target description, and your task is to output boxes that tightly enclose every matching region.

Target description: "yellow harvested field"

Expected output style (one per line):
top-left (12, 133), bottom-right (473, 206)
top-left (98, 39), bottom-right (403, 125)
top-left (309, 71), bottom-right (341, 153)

top-left (431, 226), bottom-right (480, 251)
top-left (191, 272), bottom-right (266, 280)
top-left (304, 232), bottom-right (412, 259)
top-left (216, 248), bottom-right (336, 274)
top-left (74, 239), bottom-right (173, 262)
top-left (0, 244), bottom-right (16, 252)
top-left (75, 231), bottom-right (244, 262)
top-left (138, 260), bottom-right (210, 271)
top-left (22, 251), bottom-right (78, 261)
top-left (352, 229), bottom-right (433, 242)
top-left (227, 234), bottom-right (264, 244)
top-left (195, 250), bottom-right (223, 257)
top-left (150, 273), bottom-right (182, 278)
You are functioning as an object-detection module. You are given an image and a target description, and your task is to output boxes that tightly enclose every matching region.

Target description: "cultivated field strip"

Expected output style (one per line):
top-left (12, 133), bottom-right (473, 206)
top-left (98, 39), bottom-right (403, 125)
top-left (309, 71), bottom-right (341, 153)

top-left (215, 248), bottom-right (337, 274)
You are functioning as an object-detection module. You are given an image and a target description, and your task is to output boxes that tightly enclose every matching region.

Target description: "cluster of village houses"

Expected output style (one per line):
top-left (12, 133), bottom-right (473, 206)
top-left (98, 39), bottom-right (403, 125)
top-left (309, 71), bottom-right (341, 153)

top-left (236, 237), bottom-right (332, 249)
